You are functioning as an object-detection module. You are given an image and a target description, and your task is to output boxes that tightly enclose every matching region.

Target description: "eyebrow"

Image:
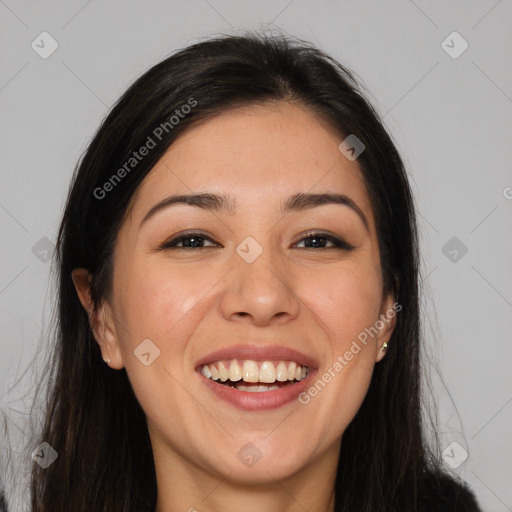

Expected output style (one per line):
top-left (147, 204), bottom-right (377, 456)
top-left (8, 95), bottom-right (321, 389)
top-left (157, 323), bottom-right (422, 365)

top-left (139, 192), bottom-right (369, 232)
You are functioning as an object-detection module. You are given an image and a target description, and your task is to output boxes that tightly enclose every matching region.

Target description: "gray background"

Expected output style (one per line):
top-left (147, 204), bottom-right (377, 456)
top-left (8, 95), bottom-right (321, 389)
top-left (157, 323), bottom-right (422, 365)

top-left (1, 1), bottom-right (511, 511)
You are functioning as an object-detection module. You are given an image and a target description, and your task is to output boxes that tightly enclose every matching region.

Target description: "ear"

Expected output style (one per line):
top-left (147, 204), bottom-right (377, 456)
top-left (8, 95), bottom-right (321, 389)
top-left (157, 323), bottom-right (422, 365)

top-left (374, 289), bottom-right (399, 363)
top-left (71, 268), bottom-right (124, 369)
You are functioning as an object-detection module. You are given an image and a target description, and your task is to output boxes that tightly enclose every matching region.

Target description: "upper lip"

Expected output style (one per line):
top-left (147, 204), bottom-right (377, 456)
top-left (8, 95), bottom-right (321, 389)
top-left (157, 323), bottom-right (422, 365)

top-left (195, 344), bottom-right (319, 370)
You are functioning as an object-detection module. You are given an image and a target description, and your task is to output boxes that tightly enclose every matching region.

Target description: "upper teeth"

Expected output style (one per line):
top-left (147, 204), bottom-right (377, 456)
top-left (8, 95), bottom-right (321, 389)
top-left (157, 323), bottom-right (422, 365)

top-left (200, 360), bottom-right (308, 383)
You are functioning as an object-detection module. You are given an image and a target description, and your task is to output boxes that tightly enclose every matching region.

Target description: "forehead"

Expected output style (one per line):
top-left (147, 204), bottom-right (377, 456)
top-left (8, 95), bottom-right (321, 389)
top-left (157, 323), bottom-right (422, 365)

top-left (126, 101), bottom-right (374, 226)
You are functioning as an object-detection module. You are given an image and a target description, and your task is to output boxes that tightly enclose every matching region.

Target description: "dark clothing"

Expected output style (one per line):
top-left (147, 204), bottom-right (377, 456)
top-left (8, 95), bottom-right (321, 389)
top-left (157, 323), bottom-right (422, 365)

top-left (421, 471), bottom-right (482, 511)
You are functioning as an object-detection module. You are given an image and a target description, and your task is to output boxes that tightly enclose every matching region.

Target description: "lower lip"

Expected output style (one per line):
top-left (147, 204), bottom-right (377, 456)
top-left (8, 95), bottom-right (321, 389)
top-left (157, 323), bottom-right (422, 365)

top-left (198, 370), bottom-right (316, 411)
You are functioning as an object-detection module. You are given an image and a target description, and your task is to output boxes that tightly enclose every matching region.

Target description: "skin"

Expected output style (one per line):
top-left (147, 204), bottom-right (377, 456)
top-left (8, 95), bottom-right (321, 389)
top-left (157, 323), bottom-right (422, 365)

top-left (72, 101), bottom-right (397, 512)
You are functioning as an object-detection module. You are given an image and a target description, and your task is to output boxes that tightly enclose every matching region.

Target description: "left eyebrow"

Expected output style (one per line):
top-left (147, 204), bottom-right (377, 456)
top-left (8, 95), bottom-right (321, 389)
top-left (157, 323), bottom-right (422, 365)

top-left (282, 193), bottom-right (369, 232)
top-left (138, 192), bottom-right (369, 232)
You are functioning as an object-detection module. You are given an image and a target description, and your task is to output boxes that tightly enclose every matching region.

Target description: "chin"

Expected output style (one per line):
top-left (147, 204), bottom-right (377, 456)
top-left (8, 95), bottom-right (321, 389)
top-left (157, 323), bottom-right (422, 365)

top-left (202, 439), bottom-right (311, 484)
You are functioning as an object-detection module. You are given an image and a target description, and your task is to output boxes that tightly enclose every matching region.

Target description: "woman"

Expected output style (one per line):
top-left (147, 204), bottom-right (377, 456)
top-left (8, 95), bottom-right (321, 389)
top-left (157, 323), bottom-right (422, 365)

top-left (30, 32), bottom-right (481, 511)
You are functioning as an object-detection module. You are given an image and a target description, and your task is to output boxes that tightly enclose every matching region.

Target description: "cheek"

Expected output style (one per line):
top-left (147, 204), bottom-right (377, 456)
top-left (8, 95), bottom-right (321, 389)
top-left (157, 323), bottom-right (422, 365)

top-left (112, 261), bottom-right (205, 419)
top-left (300, 271), bottom-right (382, 432)
top-left (112, 256), bottom-right (227, 391)
top-left (115, 260), bottom-right (203, 345)
top-left (299, 263), bottom-right (383, 423)
top-left (303, 262), bottom-right (383, 349)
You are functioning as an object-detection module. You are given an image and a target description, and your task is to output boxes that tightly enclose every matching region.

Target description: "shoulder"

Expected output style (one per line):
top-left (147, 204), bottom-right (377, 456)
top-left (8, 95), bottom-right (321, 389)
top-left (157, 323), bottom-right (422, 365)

top-left (420, 470), bottom-right (482, 512)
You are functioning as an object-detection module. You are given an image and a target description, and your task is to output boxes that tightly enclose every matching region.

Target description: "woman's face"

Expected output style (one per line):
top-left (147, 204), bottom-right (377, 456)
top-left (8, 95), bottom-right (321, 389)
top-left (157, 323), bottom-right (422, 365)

top-left (77, 101), bottom-right (396, 485)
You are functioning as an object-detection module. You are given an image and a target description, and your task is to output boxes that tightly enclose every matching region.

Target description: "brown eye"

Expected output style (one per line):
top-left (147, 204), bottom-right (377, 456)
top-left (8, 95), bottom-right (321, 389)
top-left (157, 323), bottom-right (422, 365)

top-left (160, 232), bottom-right (218, 250)
top-left (294, 231), bottom-right (355, 250)
top-left (159, 231), bottom-right (354, 251)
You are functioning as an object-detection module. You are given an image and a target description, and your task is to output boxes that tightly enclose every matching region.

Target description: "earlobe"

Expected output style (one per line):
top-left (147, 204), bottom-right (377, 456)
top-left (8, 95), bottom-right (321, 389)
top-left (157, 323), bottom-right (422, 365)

top-left (375, 291), bottom-right (399, 363)
top-left (94, 304), bottom-right (125, 369)
top-left (71, 268), bottom-right (124, 369)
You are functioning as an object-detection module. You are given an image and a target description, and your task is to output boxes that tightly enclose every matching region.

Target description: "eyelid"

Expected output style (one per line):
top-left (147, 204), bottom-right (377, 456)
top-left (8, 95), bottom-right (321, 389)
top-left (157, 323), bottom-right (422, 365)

top-left (293, 230), bottom-right (355, 250)
top-left (159, 230), bottom-right (355, 251)
top-left (158, 230), bottom-right (218, 249)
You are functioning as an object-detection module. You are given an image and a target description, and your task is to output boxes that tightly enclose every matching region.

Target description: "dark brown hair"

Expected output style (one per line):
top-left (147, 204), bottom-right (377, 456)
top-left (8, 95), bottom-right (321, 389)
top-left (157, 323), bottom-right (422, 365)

top-left (29, 31), bottom-right (477, 511)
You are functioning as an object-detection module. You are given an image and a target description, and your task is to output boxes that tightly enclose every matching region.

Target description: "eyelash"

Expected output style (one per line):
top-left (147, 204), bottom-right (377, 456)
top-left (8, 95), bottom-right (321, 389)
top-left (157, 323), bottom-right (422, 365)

top-left (159, 231), bottom-right (355, 251)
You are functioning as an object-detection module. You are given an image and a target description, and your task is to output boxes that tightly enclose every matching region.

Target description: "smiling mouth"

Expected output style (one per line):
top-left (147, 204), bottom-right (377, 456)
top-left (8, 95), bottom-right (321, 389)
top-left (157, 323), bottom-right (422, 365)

top-left (199, 359), bottom-right (309, 392)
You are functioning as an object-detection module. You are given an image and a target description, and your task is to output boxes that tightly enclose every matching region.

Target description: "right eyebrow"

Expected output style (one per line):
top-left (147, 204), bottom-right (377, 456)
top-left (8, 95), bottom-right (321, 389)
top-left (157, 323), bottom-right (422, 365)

top-left (139, 193), bottom-right (236, 231)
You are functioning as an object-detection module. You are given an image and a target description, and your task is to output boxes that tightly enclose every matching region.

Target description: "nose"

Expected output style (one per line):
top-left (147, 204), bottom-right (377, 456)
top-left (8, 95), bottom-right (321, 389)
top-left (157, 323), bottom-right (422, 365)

top-left (220, 239), bottom-right (300, 327)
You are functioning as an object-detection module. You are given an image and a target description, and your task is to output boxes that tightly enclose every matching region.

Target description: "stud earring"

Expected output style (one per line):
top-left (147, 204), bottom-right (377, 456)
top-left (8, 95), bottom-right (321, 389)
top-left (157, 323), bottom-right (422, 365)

top-left (103, 356), bottom-right (111, 364)
top-left (380, 342), bottom-right (388, 352)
